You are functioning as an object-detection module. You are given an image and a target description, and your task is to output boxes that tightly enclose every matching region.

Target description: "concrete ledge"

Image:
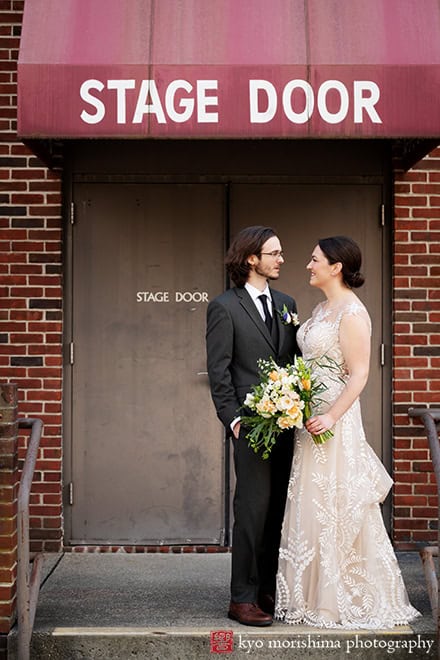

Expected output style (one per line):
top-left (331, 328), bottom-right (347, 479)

top-left (27, 629), bottom-right (437, 659)
top-left (7, 551), bottom-right (437, 659)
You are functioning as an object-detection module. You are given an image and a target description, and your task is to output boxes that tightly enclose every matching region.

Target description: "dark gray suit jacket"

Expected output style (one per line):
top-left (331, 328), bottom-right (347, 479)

top-left (206, 286), bottom-right (299, 430)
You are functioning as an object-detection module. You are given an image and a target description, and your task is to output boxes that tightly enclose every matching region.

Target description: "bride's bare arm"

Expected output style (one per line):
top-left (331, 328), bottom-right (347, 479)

top-left (306, 312), bottom-right (371, 435)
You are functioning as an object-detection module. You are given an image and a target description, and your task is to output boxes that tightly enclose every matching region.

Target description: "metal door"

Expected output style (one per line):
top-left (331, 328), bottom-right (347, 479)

top-left (230, 183), bottom-right (385, 461)
top-left (68, 183), bottom-right (225, 544)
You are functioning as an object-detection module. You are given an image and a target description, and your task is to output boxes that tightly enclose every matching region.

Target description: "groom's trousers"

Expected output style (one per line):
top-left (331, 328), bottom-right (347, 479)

top-left (230, 426), bottom-right (294, 603)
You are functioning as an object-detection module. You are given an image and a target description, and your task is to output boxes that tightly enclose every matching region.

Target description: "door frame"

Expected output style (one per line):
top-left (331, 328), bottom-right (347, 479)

top-left (62, 169), bottom-right (392, 544)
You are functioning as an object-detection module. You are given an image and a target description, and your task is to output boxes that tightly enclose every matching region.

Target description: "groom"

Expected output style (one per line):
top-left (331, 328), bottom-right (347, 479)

top-left (206, 225), bottom-right (299, 626)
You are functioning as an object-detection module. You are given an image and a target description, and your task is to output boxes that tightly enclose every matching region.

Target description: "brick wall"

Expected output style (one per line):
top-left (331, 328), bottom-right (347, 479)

top-left (0, 384), bottom-right (18, 641)
top-left (1, 0), bottom-right (439, 556)
top-left (0, 0), bottom-right (63, 554)
top-left (393, 147), bottom-right (440, 549)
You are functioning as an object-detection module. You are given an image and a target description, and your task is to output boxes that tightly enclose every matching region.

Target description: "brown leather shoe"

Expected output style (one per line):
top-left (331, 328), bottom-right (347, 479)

top-left (258, 593), bottom-right (275, 616)
top-left (228, 601), bottom-right (273, 626)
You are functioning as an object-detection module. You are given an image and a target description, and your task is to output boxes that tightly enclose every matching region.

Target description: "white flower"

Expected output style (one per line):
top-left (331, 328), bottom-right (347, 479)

top-left (244, 392), bottom-right (256, 409)
top-left (276, 396), bottom-right (293, 411)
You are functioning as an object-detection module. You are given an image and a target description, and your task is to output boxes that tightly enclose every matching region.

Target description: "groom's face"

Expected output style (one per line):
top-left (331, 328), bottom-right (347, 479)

top-left (249, 235), bottom-right (284, 280)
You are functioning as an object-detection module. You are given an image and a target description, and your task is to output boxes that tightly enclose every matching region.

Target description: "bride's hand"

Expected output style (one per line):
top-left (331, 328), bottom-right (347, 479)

top-left (306, 413), bottom-right (335, 435)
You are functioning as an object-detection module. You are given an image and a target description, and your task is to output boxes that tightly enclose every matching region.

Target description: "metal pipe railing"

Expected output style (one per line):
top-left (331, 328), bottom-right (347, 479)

top-left (408, 408), bottom-right (440, 644)
top-left (16, 417), bottom-right (44, 660)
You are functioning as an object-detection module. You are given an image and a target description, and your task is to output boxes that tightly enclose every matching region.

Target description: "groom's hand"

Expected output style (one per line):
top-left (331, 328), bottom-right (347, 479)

top-left (232, 421), bottom-right (241, 439)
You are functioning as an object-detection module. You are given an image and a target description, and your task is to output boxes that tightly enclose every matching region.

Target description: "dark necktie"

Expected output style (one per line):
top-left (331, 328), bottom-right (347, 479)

top-left (258, 294), bottom-right (273, 333)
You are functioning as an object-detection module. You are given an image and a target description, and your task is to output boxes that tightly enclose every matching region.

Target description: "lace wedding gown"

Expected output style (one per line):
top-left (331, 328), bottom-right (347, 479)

top-left (275, 299), bottom-right (420, 629)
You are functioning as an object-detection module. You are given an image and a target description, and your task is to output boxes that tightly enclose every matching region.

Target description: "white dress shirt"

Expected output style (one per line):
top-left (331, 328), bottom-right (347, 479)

top-left (230, 282), bottom-right (273, 432)
top-left (244, 282), bottom-right (273, 321)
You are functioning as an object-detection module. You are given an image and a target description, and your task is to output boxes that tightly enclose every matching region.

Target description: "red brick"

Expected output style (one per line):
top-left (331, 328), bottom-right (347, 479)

top-left (412, 507), bottom-right (438, 518)
top-left (396, 472), bottom-right (431, 483)
top-left (29, 505), bottom-right (61, 517)
top-left (413, 301), bottom-right (436, 311)
top-left (43, 517), bottom-right (62, 529)
top-left (411, 277), bottom-right (440, 287)
top-left (10, 333), bottom-right (44, 343)
top-left (394, 254), bottom-right (409, 265)
top-left (393, 335), bottom-right (427, 346)
top-left (394, 243), bottom-right (428, 254)
top-left (394, 461), bottom-right (411, 471)
top-left (395, 184), bottom-right (411, 194)
top-left (394, 207), bottom-right (411, 219)
top-left (395, 219), bottom-right (428, 230)
top-left (10, 306), bottom-right (43, 317)
top-left (393, 484), bottom-right (412, 495)
top-left (393, 392), bottom-right (413, 403)
top-left (393, 450), bottom-right (429, 461)
top-left (25, 390), bottom-right (62, 401)
top-left (415, 484), bottom-right (438, 495)
top-left (412, 183), bottom-right (440, 193)
top-left (395, 195), bottom-right (428, 206)
top-left (413, 438), bottom-right (430, 449)
top-left (10, 194), bottom-right (44, 204)
top-left (412, 254), bottom-right (440, 264)
top-left (414, 461), bottom-right (436, 472)
top-left (394, 358), bottom-right (428, 368)
top-left (394, 518), bottom-right (429, 530)
top-left (29, 206), bottom-right (60, 217)
top-left (393, 277), bottom-right (410, 287)
top-left (414, 369), bottom-right (440, 379)
top-left (414, 392), bottom-right (440, 403)
top-left (43, 472), bottom-right (62, 482)
top-left (402, 267), bottom-right (431, 278)
top-left (393, 302), bottom-right (411, 312)
top-left (411, 531), bottom-right (437, 542)
top-left (393, 438), bottom-right (411, 449)
top-left (413, 208), bottom-right (440, 218)
top-left (393, 231), bottom-right (409, 242)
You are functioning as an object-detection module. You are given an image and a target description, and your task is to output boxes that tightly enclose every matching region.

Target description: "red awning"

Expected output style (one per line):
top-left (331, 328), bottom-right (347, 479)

top-left (17, 0), bottom-right (440, 139)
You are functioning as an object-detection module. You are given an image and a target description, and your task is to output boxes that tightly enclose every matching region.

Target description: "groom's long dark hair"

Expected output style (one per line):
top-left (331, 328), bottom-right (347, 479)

top-left (225, 225), bottom-right (276, 287)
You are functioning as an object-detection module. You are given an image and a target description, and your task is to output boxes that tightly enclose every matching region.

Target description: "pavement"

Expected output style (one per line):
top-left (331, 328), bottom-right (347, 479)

top-left (7, 550), bottom-right (438, 659)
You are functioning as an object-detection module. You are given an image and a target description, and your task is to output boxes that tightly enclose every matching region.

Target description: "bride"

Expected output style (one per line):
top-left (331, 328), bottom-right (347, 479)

top-left (275, 236), bottom-right (420, 629)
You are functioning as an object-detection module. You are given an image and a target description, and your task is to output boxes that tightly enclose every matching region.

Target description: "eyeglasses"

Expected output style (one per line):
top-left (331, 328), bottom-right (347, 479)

top-left (260, 250), bottom-right (284, 259)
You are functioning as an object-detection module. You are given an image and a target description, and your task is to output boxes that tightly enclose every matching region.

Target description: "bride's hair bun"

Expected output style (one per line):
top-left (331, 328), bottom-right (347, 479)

top-left (346, 270), bottom-right (365, 289)
top-left (318, 236), bottom-right (365, 289)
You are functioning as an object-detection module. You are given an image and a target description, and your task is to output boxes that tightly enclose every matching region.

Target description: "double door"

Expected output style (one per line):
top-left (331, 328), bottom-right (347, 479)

top-left (65, 182), bottom-right (385, 544)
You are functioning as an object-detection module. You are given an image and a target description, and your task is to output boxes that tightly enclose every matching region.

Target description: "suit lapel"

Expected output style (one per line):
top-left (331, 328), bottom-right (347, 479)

top-left (235, 288), bottom-right (276, 351)
top-left (271, 290), bottom-right (286, 353)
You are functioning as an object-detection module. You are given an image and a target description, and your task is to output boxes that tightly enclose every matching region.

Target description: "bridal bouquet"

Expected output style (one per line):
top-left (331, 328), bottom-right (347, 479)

top-left (241, 356), bottom-right (334, 459)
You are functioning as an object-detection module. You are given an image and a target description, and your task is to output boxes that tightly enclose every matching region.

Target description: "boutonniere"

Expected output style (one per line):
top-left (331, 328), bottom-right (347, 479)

top-left (278, 304), bottom-right (300, 326)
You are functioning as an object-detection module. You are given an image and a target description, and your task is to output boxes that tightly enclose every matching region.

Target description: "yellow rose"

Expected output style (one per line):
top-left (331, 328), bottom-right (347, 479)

top-left (256, 397), bottom-right (277, 418)
top-left (277, 415), bottom-right (297, 429)
top-left (301, 378), bottom-right (311, 391)
top-left (269, 370), bottom-right (280, 382)
top-left (287, 404), bottom-right (303, 427)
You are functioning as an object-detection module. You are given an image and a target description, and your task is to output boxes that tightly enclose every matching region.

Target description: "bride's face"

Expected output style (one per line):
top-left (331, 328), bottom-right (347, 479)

top-left (307, 245), bottom-right (335, 288)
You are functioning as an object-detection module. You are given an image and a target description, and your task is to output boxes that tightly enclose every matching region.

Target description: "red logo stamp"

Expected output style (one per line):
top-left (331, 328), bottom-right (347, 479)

top-left (210, 630), bottom-right (234, 653)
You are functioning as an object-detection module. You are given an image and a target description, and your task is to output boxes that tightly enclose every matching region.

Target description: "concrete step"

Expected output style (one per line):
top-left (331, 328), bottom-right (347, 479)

top-left (7, 552), bottom-right (437, 659)
top-left (26, 627), bottom-right (437, 659)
